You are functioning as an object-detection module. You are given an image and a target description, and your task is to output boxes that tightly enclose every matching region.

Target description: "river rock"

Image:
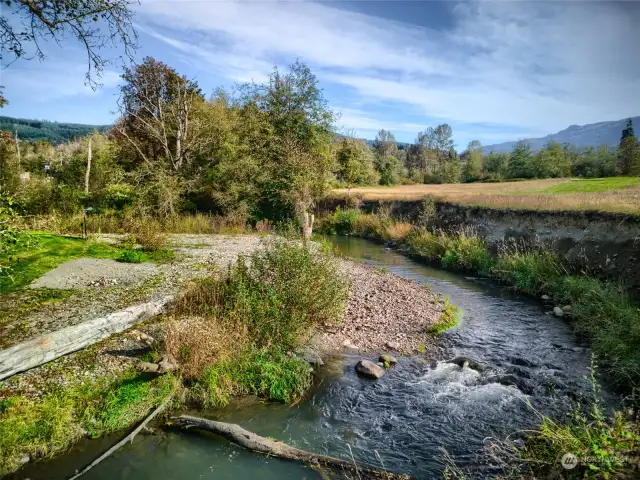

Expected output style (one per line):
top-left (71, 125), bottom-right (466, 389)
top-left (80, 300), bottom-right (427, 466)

top-left (384, 341), bottom-right (400, 351)
top-left (562, 305), bottom-right (573, 313)
top-left (295, 347), bottom-right (324, 366)
top-left (446, 356), bottom-right (485, 372)
top-left (541, 294), bottom-right (550, 301)
top-left (553, 307), bottom-right (564, 317)
top-left (379, 354), bottom-right (398, 365)
top-left (355, 360), bottom-right (385, 379)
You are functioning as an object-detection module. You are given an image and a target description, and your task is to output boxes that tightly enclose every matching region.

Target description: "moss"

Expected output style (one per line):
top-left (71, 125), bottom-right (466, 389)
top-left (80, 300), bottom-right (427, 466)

top-left (429, 297), bottom-right (462, 335)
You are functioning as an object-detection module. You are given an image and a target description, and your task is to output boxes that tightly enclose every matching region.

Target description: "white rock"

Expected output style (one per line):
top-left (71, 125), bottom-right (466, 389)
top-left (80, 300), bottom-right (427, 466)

top-left (541, 295), bottom-right (550, 301)
top-left (562, 305), bottom-right (573, 313)
top-left (355, 359), bottom-right (385, 379)
top-left (553, 307), bottom-right (564, 317)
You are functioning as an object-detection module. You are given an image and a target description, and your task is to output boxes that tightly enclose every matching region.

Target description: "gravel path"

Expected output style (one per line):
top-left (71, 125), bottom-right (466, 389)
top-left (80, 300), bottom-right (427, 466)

top-left (29, 258), bottom-right (159, 290)
top-left (0, 235), bottom-right (264, 349)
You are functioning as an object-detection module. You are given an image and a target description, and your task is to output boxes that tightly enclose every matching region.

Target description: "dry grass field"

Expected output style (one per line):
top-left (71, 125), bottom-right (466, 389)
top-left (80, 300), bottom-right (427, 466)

top-left (331, 178), bottom-right (640, 214)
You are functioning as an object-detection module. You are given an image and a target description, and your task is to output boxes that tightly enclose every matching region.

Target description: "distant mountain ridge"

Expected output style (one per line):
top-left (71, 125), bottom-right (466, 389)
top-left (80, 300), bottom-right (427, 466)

top-left (0, 116), bottom-right (110, 144)
top-left (484, 116), bottom-right (640, 154)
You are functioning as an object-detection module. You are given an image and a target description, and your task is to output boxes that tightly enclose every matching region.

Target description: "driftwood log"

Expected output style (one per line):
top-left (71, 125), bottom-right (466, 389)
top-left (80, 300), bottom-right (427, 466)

top-left (0, 295), bottom-right (173, 381)
top-left (173, 415), bottom-right (413, 480)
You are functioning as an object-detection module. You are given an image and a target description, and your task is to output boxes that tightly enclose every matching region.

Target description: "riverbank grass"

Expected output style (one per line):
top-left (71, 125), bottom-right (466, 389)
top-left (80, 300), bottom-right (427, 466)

top-left (430, 297), bottom-right (463, 335)
top-left (0, 372), bottom-right (177, 476)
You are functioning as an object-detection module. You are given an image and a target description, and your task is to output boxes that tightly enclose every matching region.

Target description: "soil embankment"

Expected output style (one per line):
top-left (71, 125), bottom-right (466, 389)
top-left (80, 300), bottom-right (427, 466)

top-left (320, 198), bottom-right (640, 290)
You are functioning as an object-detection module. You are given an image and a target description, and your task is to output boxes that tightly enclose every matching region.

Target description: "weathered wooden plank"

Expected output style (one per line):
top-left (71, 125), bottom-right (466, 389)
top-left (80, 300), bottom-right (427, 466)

top-left (0, 295), bottom-right (173, 381)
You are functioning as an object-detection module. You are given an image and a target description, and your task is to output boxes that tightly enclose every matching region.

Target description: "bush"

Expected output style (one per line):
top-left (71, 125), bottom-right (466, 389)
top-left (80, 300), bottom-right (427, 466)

top-left (117, 249), bottom-right (143, 263)
top-left (169, 240), bottom-right (348, 407)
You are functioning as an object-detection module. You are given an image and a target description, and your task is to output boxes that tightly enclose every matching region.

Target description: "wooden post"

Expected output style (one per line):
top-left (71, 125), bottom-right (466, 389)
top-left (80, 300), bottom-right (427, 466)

top-left (301, 210), bottom-right (314, 244)
top-left (14, 129), bottom-right (20, 170)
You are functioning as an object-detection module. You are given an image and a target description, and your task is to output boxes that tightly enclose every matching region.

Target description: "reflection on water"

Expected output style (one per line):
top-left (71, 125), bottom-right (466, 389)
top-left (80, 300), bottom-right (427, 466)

top-left (19, 236), bottom-right (606, 480)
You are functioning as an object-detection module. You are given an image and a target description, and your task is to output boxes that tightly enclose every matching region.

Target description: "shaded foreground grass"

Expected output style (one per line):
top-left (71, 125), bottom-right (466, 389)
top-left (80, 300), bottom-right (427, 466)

top-left (0, 232), bottom-right (173, 294)
top-left (0, 372), bottom-right (177, 476)
top-left (0, 240), bottom-right (349, 476)
top-left (331, 177), bottom-right (640, 214)
top-left (319, 208), bottom-right (640, 477)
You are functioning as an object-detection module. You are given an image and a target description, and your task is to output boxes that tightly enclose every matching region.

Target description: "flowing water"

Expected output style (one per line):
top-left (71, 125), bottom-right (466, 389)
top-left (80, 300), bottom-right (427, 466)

top-left (17, 236), bottom-right (611, 480)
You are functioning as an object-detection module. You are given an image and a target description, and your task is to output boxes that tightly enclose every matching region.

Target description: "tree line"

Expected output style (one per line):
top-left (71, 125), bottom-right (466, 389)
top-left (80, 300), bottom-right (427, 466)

top-left (1, 58), bottom-right (639, 225)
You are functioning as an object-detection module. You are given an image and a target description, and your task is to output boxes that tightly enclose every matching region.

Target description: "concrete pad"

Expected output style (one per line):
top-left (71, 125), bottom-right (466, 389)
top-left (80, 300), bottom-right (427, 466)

top-left (29, 258), bottom-right (159, 290)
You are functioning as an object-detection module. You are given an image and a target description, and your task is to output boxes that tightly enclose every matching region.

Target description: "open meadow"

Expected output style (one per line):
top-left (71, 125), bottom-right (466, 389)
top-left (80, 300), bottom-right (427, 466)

top-left (332, 177), bottom-right (640, 214)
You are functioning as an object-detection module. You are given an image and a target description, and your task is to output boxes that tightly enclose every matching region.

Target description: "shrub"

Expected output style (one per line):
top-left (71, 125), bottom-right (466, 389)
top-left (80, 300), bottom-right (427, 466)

top-left (117, 249), bottom-right (143, 263)
top-left (170, 240), bottom-right (348, 406)
top-left (128, 221), bottom-right (167, 252)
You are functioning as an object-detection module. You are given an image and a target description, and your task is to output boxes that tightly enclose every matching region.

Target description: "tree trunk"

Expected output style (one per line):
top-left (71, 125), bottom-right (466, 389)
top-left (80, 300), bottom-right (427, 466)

top-left (85, 137), bottom-right (92, 194)
top-left (173, 415), bottom-right (412, 479)
top-left (0, 296), bottom-right (173, 381)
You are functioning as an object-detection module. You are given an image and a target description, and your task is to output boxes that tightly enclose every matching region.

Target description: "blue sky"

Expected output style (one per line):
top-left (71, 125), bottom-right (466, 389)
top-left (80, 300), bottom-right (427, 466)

top-left (2, 0), bottom-right (639, 147)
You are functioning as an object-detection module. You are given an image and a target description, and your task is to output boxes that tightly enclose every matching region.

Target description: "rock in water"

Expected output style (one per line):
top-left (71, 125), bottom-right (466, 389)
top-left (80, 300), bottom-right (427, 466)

top-left (553, 307), bottom-right (564, 317)
top-left (541, 294), bottom-right (550, 301)
top-left (295, 347), bottom-right (324, 366)
top-left (379, 354), bottom-right (398, 365)
top-left (355, 360), bottom-right (385, 379)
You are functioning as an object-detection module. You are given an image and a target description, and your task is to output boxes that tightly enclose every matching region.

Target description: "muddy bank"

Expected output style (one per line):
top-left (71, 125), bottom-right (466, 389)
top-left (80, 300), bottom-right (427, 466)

top-left (319, 198), bottom-right (640, 290)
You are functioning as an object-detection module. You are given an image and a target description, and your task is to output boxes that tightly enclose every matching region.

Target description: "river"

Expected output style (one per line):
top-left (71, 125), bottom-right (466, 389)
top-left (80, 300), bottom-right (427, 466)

top-left (16, 236), bottom-right (607, 480)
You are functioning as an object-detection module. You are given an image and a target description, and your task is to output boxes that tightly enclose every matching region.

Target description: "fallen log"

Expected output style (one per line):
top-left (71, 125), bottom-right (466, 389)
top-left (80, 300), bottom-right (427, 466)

top-left (172, 415), bottom-right (413, 479)
top-left (0, 295), bottom-right (173, 381)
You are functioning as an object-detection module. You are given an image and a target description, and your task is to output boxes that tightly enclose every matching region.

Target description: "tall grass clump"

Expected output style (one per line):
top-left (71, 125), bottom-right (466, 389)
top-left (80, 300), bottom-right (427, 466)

top-left (169, 239), bottom-right (348, 407)
top-left (491, 245), bottom-right (564, 295)
top-left (516, 367), bottom-right (639, 478)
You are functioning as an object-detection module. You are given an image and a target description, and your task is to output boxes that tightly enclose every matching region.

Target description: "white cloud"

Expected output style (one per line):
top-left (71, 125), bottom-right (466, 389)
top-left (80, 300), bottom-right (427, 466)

top-left (3, 61), bottom-right (120, 101)
top-left (136, 0), bottom-right (640, 143)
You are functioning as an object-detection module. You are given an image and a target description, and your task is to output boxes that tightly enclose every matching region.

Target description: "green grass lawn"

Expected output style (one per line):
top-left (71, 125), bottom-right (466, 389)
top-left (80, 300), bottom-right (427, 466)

top-left (0, 233), bottom-right (171, 294)
top-left (535, 177), bottom-right (640, 194)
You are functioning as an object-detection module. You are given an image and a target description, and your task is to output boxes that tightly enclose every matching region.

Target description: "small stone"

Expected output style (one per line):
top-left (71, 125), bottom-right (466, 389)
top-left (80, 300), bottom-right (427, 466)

top-left (541, 295), bottom-right (550, 301)
top-left (355, 359), bottom-right (385, 379)
top-left (562, 305), bottom-right (572, 313)
top-left (379, 354), bottom-right (397, 365)
top-left (377, 362), bottom-right (385, 368)
top-left (553, 307), bottom-right (564, 317)
top-left (385, 341), bottom-right (400, 351)
top-left (20, 454), bottom-right (30, 464)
